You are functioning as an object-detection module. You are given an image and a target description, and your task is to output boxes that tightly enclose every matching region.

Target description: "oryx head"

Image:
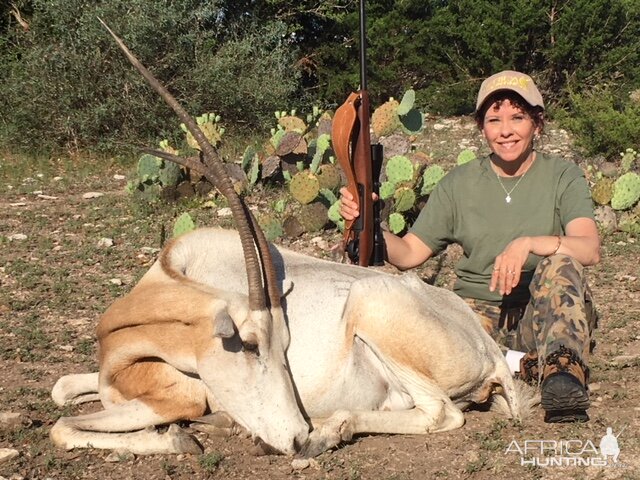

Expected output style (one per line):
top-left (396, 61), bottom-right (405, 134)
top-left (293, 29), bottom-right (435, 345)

top-left (100, 19), bottom-right (308, 454)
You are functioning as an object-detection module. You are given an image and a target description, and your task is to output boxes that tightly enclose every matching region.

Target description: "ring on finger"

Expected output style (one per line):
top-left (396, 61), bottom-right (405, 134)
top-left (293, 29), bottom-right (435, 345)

top-left (507, 270), bottom-right (516, 274)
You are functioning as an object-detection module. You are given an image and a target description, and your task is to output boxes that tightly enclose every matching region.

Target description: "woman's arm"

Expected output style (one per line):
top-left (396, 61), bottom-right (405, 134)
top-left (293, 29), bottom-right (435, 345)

top-left (535, 217), bottom-right (601, 266)
top-left (491, 217), bottom-right (601, 296)
top-left (383, 231), bottom-right (434, 270)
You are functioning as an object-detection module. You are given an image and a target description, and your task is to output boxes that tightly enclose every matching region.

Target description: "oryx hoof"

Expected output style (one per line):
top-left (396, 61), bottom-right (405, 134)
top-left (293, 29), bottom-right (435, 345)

top-left (167, 424), bottom-right (203, 455)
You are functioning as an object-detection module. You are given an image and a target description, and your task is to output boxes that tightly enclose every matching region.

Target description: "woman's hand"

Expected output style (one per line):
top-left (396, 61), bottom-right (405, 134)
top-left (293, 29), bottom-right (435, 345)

top-left (338, 187), bottom-right (360, 221)
top-left (338, 187), bottom-right (379, 221)
top-left (490, 236), bottom-right (532, 296)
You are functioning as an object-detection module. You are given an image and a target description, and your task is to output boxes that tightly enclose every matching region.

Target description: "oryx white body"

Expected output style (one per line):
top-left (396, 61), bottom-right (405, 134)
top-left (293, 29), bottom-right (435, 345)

top-left (51, 228), bottom-right (521, 456)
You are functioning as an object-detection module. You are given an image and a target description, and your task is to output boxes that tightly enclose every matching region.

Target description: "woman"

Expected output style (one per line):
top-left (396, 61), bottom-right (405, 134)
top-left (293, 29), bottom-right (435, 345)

top-left (340, 70), bottom-right (600, 423)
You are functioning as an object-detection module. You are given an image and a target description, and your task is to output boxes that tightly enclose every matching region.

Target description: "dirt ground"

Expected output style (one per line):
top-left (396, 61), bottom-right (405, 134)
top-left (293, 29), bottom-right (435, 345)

top-left (0, 118), bottom-right (639, 480)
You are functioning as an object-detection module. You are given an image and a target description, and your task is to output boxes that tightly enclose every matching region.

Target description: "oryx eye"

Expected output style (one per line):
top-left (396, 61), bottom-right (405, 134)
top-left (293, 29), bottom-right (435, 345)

top-left (241, 341), bottom-right (260, 357)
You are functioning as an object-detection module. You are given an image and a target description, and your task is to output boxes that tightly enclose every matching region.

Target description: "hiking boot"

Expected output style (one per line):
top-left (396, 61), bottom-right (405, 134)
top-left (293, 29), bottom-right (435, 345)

top-left (541, 345), bottom-right (590, 423)
top-left (518, 350), bottom-right (539, 385)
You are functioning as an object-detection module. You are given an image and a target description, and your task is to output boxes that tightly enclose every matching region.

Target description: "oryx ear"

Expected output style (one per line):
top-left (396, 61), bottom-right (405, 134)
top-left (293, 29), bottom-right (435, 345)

top-left (213, 311), bottom-right (235, 338)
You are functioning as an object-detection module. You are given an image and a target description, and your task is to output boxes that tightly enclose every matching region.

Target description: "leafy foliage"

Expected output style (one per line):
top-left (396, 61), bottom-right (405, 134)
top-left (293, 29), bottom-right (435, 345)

top-left (1, 0), bottom-right (639, 158)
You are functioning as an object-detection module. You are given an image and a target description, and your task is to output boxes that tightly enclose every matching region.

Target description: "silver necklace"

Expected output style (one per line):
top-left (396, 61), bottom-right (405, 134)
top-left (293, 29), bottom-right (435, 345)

top-left (495, 169), bottom-right (529, 204)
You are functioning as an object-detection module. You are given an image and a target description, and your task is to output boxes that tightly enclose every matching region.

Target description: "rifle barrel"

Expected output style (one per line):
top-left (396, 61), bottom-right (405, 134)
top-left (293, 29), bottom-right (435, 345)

top-left (359, 0), bottom-right (367, 91)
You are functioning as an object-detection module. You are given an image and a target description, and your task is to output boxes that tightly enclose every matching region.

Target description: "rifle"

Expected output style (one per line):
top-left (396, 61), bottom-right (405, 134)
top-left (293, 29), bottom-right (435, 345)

top-left (332, 0), bottom-right (385, 267)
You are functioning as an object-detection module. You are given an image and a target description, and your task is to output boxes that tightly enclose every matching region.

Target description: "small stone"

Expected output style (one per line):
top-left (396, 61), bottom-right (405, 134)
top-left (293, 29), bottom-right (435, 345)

top-left (589, 382), bottom-right (601, 392)
top-left (0, 448), bottom-right (19, 463)
top-left (113, 174), bottom-right (126, 180)
top-left (59, 345), bottom-right (74, 352)
top-left (217, 207), bottom-right (232, 218)
top-left (0, 412), bottom-right (22, 427)
top-left (8, 234), bottom-right (27, 241)
top-left (37, 194), bottom-right (58, 200)
top-left (97, 238), bottom-right (114, 248)
top-left (291, 458), bottom-right (310, 471)
top-left (82, 192), bottom-right (104, 199)
top-left (104, 450), bottom-right (135, 463)
top-left (109, 278), bottom-right (123, 286)
top-left (53, 176), bottom-right (63, 181)
top-left (9, 202), bottom-right (26, 207)
top-left (611, 355), bottom-right (638, 366)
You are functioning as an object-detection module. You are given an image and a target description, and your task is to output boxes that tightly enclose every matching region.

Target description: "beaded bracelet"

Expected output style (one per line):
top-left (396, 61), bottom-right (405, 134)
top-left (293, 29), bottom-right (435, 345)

top-left (551, 235), bottom-right (562, 255)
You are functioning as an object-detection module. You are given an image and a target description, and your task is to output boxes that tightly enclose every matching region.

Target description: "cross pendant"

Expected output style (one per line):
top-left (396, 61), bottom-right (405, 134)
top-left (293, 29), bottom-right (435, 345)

top-left (505, 195), bottom-right (512, 203)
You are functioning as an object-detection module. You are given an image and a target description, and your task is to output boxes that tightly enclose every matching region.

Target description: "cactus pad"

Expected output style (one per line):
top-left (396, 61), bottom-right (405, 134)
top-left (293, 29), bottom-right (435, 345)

top-left (421, 165), bottom-right (446, 195)
top-left (278, 115), bottom-right (307, 133)
top-left (386, 155), bottom-right (414, 184)
top-left (159, 160), bottom-right (182, 187)
top-left (259, 214), bottom-right (284, 241)
top-left (276, 131), bottom-right (305, 156)
top-left (611, 172), bottom-right (640, 210)
top-left (379, 181), bottom-right (397, 200)
top-left (137, 154), bottom-right (162, 183)
top-left (388, 212), bottom-right (406, 234)
top-left (328, 200), bottom-right (345, 232)
top-left (591, 178), bottom-right (614, 205)
top-left (394, 186), bottom-right (416, 212)
top-left (299, 201), bottom-right (329, 232)
top-left (317, 164), bottom-right (342, 190)
top-left (456, 149), bottom-right (477, 165)
top-left (620, 148), bottom-right (638, 173)
top-left (290, 171), bottom-right (320, 204)
top-left (399, 108), bottom-right (424, 135)
top-left (186, 121), bottom-right (222, 150)
top-left (397, 89), bottom-right (416, 116)
top-left (173, 212), bottom-right (196, 238)
top-left (372, 99), bottom-right (401, 137)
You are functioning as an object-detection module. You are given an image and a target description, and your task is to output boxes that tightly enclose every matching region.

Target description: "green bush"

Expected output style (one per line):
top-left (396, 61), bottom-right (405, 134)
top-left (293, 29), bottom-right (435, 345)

top-left (556, 87), bottom-right (640, 158)
top-left (0, 0), bottom-right (303, 153)
top-left (190, 21), bottom-right (303, 129)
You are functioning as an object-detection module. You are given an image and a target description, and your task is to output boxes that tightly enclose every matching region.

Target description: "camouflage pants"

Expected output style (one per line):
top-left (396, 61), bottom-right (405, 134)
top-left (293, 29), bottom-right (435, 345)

top-left (465, 254), bottom-right (598, 369)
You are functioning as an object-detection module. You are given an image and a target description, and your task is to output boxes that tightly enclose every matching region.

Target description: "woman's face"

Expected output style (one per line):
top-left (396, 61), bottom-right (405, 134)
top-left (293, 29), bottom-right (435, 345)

top-left (481, 99), bottom-right (539, 163)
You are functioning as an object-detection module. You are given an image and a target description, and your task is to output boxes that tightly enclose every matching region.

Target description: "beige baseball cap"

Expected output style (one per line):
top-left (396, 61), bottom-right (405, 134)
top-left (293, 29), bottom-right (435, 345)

top-left (476, 70), bottom-right (544, 111)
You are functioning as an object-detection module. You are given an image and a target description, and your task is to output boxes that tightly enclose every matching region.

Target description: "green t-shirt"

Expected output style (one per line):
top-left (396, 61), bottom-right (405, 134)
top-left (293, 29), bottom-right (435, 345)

top-left (409, 153), bottom-right (594, 305)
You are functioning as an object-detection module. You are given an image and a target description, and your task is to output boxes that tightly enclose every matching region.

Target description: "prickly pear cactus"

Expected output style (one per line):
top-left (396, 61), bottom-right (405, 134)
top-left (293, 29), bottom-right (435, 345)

top-left (620, 148), bottom-right (638, 173)
top-left (278, 115), bottom-right (307, 133)
top-left (317, 164), bottom-right (341, 190)
top-left (310, 134), bottom-right (331, 173)
top-left (259, 214), bottom-right (284, 241)
top-left (372, 99), bottom-right (401, 137)
top-left (379, 181), bottom-right (397, 200)
top-left (611, 172), bottom-right (640, 210)
top-left (591, 177), bottom-right (615, 206)
top-left (159, 161), bottom-right (182, 187)
top-left (328, 200), bottom-right (345, 232)
top-left (298, 201), bottom-right (329, 232)
top-left (399, 108), bottom-right (424, 135)
top-left (386, 155), bottom-right (414, 184)
top-left (271, 127), bottom-right (287, 149)
top-left (183, 113), bottom-right (223, 150)
top-left (137, 154), bottom-right (162, 183)
top-left (421, 165), bottom-right (446, 195)
top-left (173, 212), bottom-right (195, 238)
top-left (457, 149), bottom-right (477, 166)
top-left (388, 212), bottom-right (406, 234)
top-left (289, 171), bottom-right (321, 204)
top-left (394, 186), bottom-right (416, 212)
top-left (276, 131), bottom-right (306, 156)
top-left (397, 89), bottom-right (416, 116)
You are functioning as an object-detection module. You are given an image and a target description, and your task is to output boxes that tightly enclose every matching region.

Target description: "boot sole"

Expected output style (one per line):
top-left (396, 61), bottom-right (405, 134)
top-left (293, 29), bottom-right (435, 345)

top-left (541, 372), bottom-right (590, 423)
